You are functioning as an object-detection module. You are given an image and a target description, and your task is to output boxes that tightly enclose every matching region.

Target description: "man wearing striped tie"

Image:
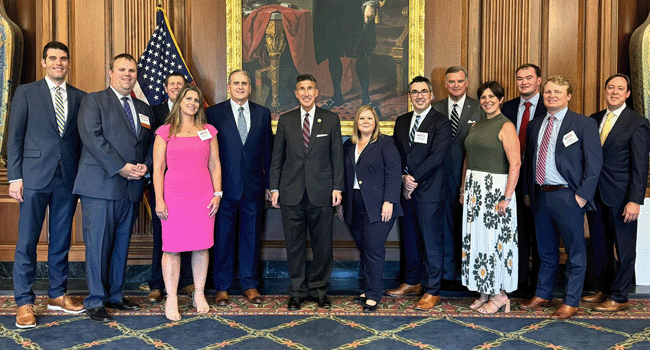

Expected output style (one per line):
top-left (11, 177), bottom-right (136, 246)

top-left (392, 76), bottom-right (452, 310)
top-left (520, 75), bottom-right (602, 319)
top-left (583, 74), bottom-right (650, 312)
top-left (7, 41), bottom-right (87, 328)
top-left (432, 66), bottom-right (483, 288)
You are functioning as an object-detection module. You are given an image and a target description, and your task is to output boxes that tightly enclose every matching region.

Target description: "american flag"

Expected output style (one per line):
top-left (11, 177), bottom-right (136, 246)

top-left (134, 7), bottom-right (196, 105)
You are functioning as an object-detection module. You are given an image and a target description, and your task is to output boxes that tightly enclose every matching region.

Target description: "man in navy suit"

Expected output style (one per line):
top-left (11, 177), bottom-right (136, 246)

top-left (269, 74), bottom-right (344, 310)
top-left (583, 74), bottom-right (650, 312)
top-left (206, 70), bottom-right (272, 306)
top-left (74, 53), bottom-right (154, 322)
top-left (7, 41), bottom-right (86, 328)
top-left (520, 75), bottom-right (602, 319)
top-left (431, 66), bottom-right (483, 286)
top-left (392, 76), bottom-right (452, 310)
top-left (146, 72), bottom-right (194, 303)
top-left (501, 63), bottom-right (546, 295)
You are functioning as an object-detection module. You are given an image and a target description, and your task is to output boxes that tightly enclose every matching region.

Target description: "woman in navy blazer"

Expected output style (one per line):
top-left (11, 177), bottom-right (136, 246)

top-left (343, 106), bottom-right (403, 312)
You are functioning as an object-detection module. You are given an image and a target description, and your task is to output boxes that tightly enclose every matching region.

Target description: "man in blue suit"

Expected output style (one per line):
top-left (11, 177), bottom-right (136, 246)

top-left (7, 41), bottom-right (86, 328)
top-left (501, 63), bottom-right (546, 295)
top-left (74, 53), bottom-right (154, 322)
top-left (583, 74), bottom-right (650, 312)
top-left (206, 70), bottom-right (273, 306)
top-left (520, 75), bottom-right (602, 319)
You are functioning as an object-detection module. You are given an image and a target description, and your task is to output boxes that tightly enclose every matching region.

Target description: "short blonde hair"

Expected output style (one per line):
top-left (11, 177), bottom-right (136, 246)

top-left (351, 105), bottom-right (381, 144)
top-left (543, 75), bottom-right (572, 95)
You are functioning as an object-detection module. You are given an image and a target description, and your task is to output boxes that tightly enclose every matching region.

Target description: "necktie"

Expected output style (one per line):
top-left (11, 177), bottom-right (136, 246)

top-left (54, 87), bottom-right (65, 136)
top-left (519, 101), bottom-right (532, 155)
top-left (409, 114), bottom-right (422, 147)
top-left (535, 115), bottom-right (555, 185)
top-left (450, 103), bottom-right (460, 138)
top-left (600, 112), bottom-right (615, 145)
top-left (303, 113), bottom-right (310, 151)
top-left (122, 97), bottom-right (137, 136)
top-left (237, 106), bottom-right (248, 143)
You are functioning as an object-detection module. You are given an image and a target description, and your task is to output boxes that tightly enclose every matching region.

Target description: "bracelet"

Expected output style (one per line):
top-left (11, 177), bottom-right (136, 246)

top-left (214, 191), bottom-right (223, 197)
top-left (499, 195), bottom-right (511, 202)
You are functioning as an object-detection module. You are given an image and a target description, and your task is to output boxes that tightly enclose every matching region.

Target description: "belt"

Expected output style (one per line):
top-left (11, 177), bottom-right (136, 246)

top-left (536, 184), bottom-right (569, 192)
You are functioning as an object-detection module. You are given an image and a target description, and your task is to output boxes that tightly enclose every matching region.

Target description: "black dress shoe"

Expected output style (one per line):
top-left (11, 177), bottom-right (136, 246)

top-left (363, 302), bottom-right (378, 313)
top-left (86, 306), bottom-right (112, 322)
top-left (317, 296), bottom-right (331, 309)
top-left (287, 296), bottom-right (302, 311)
top-left (106, 299), bottom-right (140, 311)
top-left (353, 296), bottom-right (367, 305)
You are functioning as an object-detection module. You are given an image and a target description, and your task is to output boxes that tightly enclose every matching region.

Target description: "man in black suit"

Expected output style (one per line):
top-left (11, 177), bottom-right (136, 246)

top-left (392, 76), bottom-right (452, 310)
top-left (501, 63), bottom-right (546, 294)
top-left (74, 54), bottom-right (154, 322)
top-left (583, 74), bottom-right (650, 312)
top-left (7, 41), bottom-right (86, 328)
top-left (146, 72), bottom-right (194, 303)
top-left (206, 70), bottom-right (273, 306)
top-left (520, 75), bottom-right (602, 319)
top-left (269, 74), bottom-right (344, 310)
top-left (431, 66), bottom-right (483, 286)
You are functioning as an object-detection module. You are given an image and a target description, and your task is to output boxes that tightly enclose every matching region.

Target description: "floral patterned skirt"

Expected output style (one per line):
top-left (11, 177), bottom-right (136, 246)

top-left (461, 169), bottom-right (518, 295)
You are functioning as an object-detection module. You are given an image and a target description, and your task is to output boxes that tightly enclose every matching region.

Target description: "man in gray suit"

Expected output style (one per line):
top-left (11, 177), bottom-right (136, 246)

top-left (269, 74), bottom-right (344, 311)
top-left (432, 66), bottom-right (483, 286)
top-left (7, 41), bottom-right (86, 328)
top-left (74, 53), bottom-right (154, 322)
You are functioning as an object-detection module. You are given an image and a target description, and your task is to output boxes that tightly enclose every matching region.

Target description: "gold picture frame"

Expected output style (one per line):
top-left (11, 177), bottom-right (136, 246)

top-left (226, 0), bottom-right (425, 135)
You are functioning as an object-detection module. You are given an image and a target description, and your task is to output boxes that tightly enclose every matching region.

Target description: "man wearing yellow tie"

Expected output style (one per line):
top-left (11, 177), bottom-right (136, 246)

top-left (584, 74), bottom-right (650, 312)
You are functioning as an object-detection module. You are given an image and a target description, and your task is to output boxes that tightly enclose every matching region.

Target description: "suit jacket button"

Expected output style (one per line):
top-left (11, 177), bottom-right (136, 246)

top-left (358, 181), bottom-right (362, 185)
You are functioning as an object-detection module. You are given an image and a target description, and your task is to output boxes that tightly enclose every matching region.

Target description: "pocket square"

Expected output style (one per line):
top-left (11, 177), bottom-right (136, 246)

top-left (317, 134), bottom-right (328, 137)
top-left (468, 120), bottom-right (476, 123)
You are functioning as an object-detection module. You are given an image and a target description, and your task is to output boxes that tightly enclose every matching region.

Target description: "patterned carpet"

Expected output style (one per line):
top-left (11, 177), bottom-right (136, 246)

top-left (1, 295), bottom-right (649, 349)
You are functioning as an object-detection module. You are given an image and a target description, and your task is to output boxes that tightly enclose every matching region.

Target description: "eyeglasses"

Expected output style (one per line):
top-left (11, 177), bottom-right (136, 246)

top-left (409, 90), bottom-right (430, 96)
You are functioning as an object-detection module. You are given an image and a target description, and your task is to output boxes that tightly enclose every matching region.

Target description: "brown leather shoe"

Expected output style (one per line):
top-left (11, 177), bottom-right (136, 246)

top-left (244, 289), bottom-right (264, 304)
top-left (581, 291), bottom-right (608, 303)
top-left (593, 299), bottom-right (629, 312)
top-left (16, 304), bottom-right (36, 328)
top-left (519, 296), bottom-right (550, 310)
top-left (47, 294), bottom-right (85, 314)
top-left (148, 289), bottom-right (163, 303)
top-left (386, 283), bottom-right (423, 297)
top-left (215, 291), bottom-right (229, 306)
top-left (551, 304), bottom-right (579, 319)
top-left (414, 293), bottom-right (440, 311)
top-left (180, 284), bottom-right (195, 297)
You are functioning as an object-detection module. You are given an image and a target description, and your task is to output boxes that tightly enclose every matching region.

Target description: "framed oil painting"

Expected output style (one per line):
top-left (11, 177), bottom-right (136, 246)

top-left (226, 0), bottom-right (424, 135)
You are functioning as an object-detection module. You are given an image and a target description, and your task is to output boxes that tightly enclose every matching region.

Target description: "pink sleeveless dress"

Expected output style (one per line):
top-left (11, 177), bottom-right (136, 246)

top-left (155, 124), bottom-right (218, 252)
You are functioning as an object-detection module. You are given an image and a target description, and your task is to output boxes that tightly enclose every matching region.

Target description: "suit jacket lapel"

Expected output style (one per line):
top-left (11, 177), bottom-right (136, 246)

top-left (62, 88), bottom-right (77, 136)
top-left (555, 111), bottom-right (574, 160)
top-left (357, 139), bottom-right (378, 162)
top-left (38, 80), bottom-right (59, 132)
top-left (224, 100), bottom-right (243, 146)
top-left (244, 102), bottom-right (258, 147)
top-left (399, 112), bottom-right (414, 149)
top-left (603, 108), bottom-right (630, 149)
top-left (108, 89), bottom-right (137, 142)
top-left (306, 109), bottom-right (323, 154)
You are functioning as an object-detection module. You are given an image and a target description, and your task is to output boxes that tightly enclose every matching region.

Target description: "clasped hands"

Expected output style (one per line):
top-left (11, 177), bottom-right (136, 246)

top-left (119, 163), bottom-right (147, 180)
top-left (270, 190), bottom-right (342, 209)
top-left (402, 175), bottom-right (418, 200)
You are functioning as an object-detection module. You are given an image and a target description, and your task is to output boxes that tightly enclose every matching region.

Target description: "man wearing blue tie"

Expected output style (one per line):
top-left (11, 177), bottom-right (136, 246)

top-left (520, 75), bottom-right (602, 319)
top-left (7, 41), bottom-right (87, 328)
top-left (206, 70), bottom-right (273, 306)
top-left (74, 54), bottom-right (154, 322)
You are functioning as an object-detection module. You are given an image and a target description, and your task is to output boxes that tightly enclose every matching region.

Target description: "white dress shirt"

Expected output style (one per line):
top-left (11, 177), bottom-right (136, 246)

top-left (110, 86), bottom-right (139, 134)
top-left (599, 103), bottom-right (626, 133)
top-left (516, 93), bottom-right (541, 133)
top-left (447, 94), bottom-right (466, 119)
top-left (231, 99), bottom-right (251, 134)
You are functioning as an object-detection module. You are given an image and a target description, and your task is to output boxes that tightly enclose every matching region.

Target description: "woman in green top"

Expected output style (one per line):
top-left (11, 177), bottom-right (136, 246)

top-left (460, 81), bottom-right (521, 314)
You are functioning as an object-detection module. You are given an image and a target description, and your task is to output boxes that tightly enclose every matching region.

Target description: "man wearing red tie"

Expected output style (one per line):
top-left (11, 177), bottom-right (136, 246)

top-left (520, 75), bottom-right (602, 319)
top-left (501, 63), bottom-right (546, 295)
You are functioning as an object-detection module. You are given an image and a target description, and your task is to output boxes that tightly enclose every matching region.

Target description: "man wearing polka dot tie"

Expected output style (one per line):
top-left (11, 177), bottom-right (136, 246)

top-left (520, 75), bottom-right (602, 319)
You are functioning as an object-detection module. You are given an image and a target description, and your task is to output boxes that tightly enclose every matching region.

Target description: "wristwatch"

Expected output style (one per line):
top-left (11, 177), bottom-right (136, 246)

top-left (499, 195), bottom-right (512, 202)
top-left (214, 191), bottom-right (223, 197)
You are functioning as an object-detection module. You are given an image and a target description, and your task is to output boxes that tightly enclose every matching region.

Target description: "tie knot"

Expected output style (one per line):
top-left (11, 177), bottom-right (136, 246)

top-left (122, 96), bottom-right (129, 103)
top-left (239, 106), bottom-right (244, 112)
top-left (55, 86), bottom-right (61, 93)
top-left (606, 112), bottom-right (615, 119)
top-left (524, 101), bottom-right (532, 108)
top-left (548, 115), bottom-right (555, 121)
top-left (305, 113), bottom-right (309, 118)
top-left (452, 103), bottom-right (458, 109)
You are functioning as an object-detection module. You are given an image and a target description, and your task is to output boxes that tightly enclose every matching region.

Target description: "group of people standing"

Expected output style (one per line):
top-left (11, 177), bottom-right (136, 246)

top-left (7, 41), bottom-right (649, 328)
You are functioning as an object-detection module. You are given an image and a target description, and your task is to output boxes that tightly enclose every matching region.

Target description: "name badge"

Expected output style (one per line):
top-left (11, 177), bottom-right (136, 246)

top-left (197, 129), bottom-right (212, 141)
top-left (414, 132), bottom-right (428, 144)
top-left (562, 130), bottom-right (578, 147)
top-left (139, 114), bottom-right (151, 129)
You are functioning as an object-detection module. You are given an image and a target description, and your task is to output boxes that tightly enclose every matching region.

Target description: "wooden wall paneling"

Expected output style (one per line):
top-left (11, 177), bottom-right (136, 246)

top-left (583, 0), bottom-right (602, 115)
top-left (465, 0), bottom-right (481, 97)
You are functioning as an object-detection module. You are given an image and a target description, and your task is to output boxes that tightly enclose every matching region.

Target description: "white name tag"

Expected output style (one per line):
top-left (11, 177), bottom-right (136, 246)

top-left (414, 132), bottom-right (428, 144)
top-left (197, 129), bottom-right (212, 141)
top-left (139, 114), bottom-right (151, 129)
top-left (563, 130), bottom-right (578, 147)
top-left (317, 133), bottom-right (328, 138)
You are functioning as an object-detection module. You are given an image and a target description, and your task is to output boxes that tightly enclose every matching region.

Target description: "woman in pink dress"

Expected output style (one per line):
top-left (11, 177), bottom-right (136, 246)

top-left (152, 84), bottom-right (222, 321)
